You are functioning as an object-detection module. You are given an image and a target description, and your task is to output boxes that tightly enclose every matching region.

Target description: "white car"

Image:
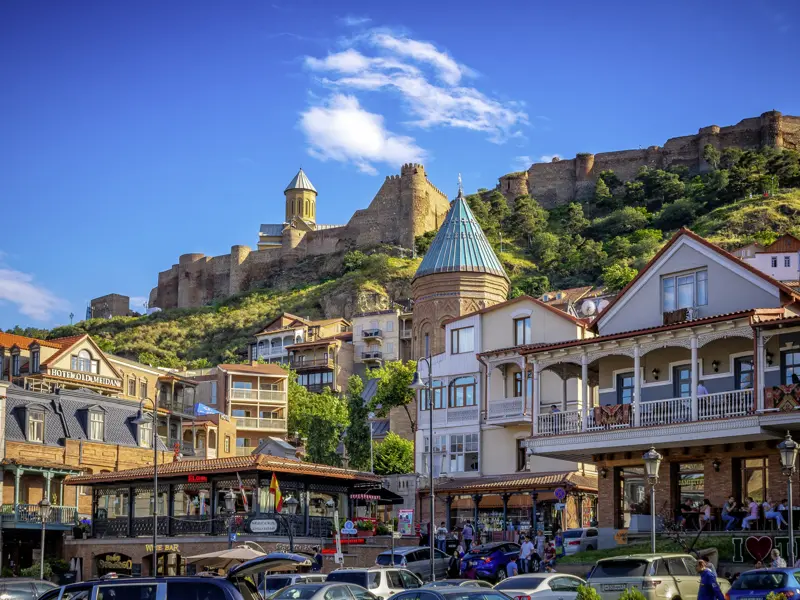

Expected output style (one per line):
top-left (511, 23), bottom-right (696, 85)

top-left (326, 567), bottom-right (423, 600)
top-left (494, 574), bottom-right (586, 600)
top-left (562, 528), bottom-right (600, 555)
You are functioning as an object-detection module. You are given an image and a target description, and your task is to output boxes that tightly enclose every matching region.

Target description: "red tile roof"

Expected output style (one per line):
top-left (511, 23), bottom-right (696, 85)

top-left (0, 332), bottom-right (60, 350)
top-left (218, 363), bottom-right (288, 376)
top-left (286, 332), bottom-right (352, 349)
top-left (441, 295), bottom-right (588, 328)
top-left (65, 453), bottom-right (380, 485)
top-left (420, 471), bottom-right (597, 494)
top-left (39, 334), bottom-right (90, 367)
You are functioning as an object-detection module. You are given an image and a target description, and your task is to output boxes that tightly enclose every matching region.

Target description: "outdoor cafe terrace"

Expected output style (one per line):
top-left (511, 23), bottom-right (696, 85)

top-left (65, 454), bottom-right (382, 540)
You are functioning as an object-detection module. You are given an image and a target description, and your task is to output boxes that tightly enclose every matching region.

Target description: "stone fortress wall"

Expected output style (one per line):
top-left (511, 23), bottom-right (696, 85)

top-left (149, 163), bottom-right (450, 309)
top-left (498, 110), bottom-right (800, 208)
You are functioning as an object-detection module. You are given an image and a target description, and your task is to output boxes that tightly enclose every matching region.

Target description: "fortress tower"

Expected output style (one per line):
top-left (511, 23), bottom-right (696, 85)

top-left (411, 179), bottom-right (510, 358)
top-left (284, 168), bottom-right (317, 228)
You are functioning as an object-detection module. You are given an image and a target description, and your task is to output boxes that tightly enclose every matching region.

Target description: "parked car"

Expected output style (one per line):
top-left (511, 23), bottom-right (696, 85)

top-left (495, 574), bottom-right (586, 600)
top-left (390, 587), bottom-right (512, 600)
top-left (36, 552), bottom-right (311, 600)
top-left (325, 567), bottom-right (423, 600)
top-left (269, 582), bottom-right (377, 600)
top-left (375, 546), bottom-right (449, 581)
top-left (459, 542), bottom-right (521, 582)
top-left (562, 528), bottom-right (599, 555)
top-left (0, 579), bottom-right (57, 600)
top-left (262, 574), bottom-right (328, 597)
top-left (423, 580), bottom-right (494, 589)
top-left (586, 554), bottom-right (731, 600)
top-left (728, 568), bottom-right (800, 600)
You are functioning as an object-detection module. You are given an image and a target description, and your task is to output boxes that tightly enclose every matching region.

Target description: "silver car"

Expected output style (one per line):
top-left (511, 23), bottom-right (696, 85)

top-left (271, 583), bottom-right (378, 600)
top-left (375, 546), bottom-right (449, 582)
top-left (495, 574), bottom-right (586, 600)
top-left (562, 528), bottom-right (600, 555)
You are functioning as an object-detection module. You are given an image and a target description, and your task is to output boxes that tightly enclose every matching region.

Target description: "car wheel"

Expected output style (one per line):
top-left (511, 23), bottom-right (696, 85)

top-left (586, 546), bottom-right (594, 551)
top-left (496, 570), bottom-right (507, 582)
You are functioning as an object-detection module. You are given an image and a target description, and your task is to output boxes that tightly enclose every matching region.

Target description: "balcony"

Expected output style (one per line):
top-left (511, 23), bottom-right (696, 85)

top-left (236, 446), bottom-right (257, 456)
top-left (229, 389), bottom-right (286, 403)
top-left (362, 329), bottom-right (382, 341)
top-left (306, 382), bottom-right (335, 393)
top-left (486, 397), bottom-right (528, 424)
top-left (362, 350), bottom-right (383, 364)
top-left (235, 417), bottom-right (287, 432)
top-left (1, 504), bottom-right (77, 529)
top-left (400, 329), bottom-right (412, 340)
top-left (290, 358), bottom-right (334, 371)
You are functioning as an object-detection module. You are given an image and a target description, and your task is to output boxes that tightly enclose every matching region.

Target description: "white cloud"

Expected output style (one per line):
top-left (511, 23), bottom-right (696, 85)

top-left (300, 94), bottom-right (425, 175)
top-left (339, 15), bottom-right (371, 27)
top-left (369, 33), bottom-right (470, 85)
top-left (130, 296), bottom-right (150, 312)
top-left (539, 154), bottom-right (562, 163)
top-left (512, 156), bottom-right (533, 170)
top-left (0, 266), bottom-right (65, 321)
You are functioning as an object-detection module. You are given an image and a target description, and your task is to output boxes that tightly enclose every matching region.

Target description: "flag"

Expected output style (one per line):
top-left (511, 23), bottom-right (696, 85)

top-left (236, 472), bottom-right (249, 511)
top-left (269, 473), bottom-right (283, 513)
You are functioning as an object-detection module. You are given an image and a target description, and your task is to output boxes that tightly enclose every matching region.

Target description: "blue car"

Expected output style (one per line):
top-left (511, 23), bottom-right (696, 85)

top-left (459, 542), bottom-right (521, 582)
top-left (728, 568), bottom-right (800, 600)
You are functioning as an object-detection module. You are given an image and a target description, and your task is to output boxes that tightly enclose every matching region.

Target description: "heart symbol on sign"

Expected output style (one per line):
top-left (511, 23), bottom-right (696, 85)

top-left (745, 536), bottom-right (773, 562)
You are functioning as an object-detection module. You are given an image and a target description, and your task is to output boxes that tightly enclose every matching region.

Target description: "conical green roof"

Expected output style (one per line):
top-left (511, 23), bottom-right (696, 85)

top-left (413, 189), bottom-right (508, 282)
top-left (284, 168), bottom-right (317, 193)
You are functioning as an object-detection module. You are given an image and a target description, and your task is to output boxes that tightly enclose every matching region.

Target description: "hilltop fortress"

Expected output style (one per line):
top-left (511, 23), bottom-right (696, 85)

top-left (498, 110), bottom-right (800, 207)
top-left (149, 163), bottom-right (450, 309)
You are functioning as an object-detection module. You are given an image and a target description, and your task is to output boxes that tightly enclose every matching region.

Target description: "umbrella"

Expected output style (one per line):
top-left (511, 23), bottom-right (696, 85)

top-left (186, 546), bottom-right (266, 570)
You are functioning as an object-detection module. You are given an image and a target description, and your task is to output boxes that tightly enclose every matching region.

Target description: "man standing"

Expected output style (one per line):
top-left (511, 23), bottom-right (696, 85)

top-left (506, 555), bottom-right (519, 579)
top-left (520, 535), bottom-right (534, 574)
top-left (436, 521), bottom-right (449, 553)
top-left (462, 521), bottom-right (474, 552)
top-left (696, 559), bottom-right (725, 600)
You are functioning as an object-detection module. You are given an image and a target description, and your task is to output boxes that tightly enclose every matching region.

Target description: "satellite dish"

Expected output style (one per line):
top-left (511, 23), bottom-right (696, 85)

top-left (598, 299), bottom-right (610, 311)
top-left (580, 300), bottom-right (597, 316)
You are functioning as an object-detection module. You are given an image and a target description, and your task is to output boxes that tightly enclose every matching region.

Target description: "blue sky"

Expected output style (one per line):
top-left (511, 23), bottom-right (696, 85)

top-left (1, 0), bottom-right (799, 329)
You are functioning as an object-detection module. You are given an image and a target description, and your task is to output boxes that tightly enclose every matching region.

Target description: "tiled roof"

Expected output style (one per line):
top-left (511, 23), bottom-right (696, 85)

top-left (259, 224), bottom-right (284, 237)
top-left (284, 169), bottom-right (317, 193)
top-left (66, 453), bottom-right (381, 485)
top-left (442, 295), bottom-right (587, 328)
top-left (1, 457), bottom-right (83, 472)
top-left (39, 334), bottom-right (88, 367)
top-left (371, 419), bottom-right (390, 437)
top-left (422, 471), bottom-right (597, 494)
top-left (414, 189), bottom-right (508, 282)
top-left (286, 332), bottom-right (352, 349)
top-left (218, 363), bottom-right (288, 376)
top-left (0, 333), bottom-right (61, 350)
top-left (256, 313), bottom-right (313, 335)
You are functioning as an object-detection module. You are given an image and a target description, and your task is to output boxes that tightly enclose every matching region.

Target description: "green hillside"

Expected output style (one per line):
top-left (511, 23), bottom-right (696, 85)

top-left (8, 145), bottom-right (800, 368)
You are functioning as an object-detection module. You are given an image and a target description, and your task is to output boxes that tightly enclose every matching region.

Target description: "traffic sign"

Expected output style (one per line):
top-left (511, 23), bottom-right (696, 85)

top-left (554, 487), bottom-right (566, 500)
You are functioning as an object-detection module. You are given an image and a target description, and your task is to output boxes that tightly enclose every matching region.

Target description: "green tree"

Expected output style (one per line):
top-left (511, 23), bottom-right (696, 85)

top-left (508, 195), bottom-right (548, 244)
top-left (602, 262), bottom-right (638, 292)
top-left (563, 203), bottom-right (589, 236)
top-left (703, 144), bottom-right (721, 170)
top-left (343, 251), bottom-right (368, 272)
top-left (373, 432), bottom-right (414, 475)
top-left (514, 275), bottom-right (550, 298)
top-left (655, 198), bottom-right (699, 231)
top-left (588, 207), bottom-right (650, 240)
top-left (594, 179), bottom-right (613, 212)
top-left (367, 361), bottom-right (417, 432)
top-left (344, 375), bottom-right (371, 472)
top-left (287, 372), bottom-right (349, 466)
top-left (415, 230), bottom-right (437, 256)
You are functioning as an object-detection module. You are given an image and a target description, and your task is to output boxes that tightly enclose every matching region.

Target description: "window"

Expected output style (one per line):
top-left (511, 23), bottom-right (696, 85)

top-left (449, 433), bottom-right (479, 472)
top-left (514, 317), bottom-right (531, 345)
top-left (168, 582), bottom-right (225, 600)
top-left (662, 269), bottom-right (708, 312)
top-left (139, 420), bottom-right (153, 448)
top-left (782, 350), bottom-right (800, 385)
top-left (71, 350), bottom-right (98, 373)
top-left (97, 585), bottom-right (157, 600)
top-left (450, 327), bottom-right (474, 354)
top-left (514, 372), bottom-right (523, 397)
top-left (89, 411), bottom-right (104, 441)
top-left (31, 350), bottom-right (40, 373)
top-left (128, 377), bottom-right (137, 397)
top-left (11, 353), bottom-right (20, 377)
top-left (616, 372), bottom-right (634, 405)
top-left (386, 320), bottom-right (394, 332)
top-left (618, 466), bottom-right (646, 528)
top-left (735, 356), bottom-right (754, 390)
top-left (785, 256), bottom-right (792, 268)
top-left (676, 462), bottom-right (704, 508)
top-left (420, 380), bottom-right (444, 410)
top-left (673, 365), bottom-right (692, 398)
top-left (27, 409), bottom-right (45, 442)
top-left (743, 458), bottom-right (768, 502)
top-left (449, 376), bottom-right (477, 407)
top-left (422, 435), bottom-right (447, 477)
top-left (517, 440), bottom-right (527, 471)
top-left (225, 436), bottom-right (231, 453)
top-left (210, 381), bottom-right (217, 404)
top-left (772, 256), bottom-right (778, 268)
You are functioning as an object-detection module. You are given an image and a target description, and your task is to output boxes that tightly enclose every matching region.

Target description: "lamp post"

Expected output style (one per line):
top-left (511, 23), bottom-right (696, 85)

top-left (39, 498), bottom-right (51, 580)
top-left (779, 431), bottom-right (799, 565)
top-left (132, 396), bottom-right (159, 574)
top-left (409, 357), bottom-right (435, 582)
top-left (281, 496), bottom-right (299, 552)
top-left (224, 490), bottom-right (237, 549)
top-left (642, 447), bottom-right (662, 554)
top-left (368, 411), bottom-right (376, 472)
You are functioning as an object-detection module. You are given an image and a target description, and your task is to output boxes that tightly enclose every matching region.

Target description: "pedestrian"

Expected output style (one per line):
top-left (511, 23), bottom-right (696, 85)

top-left (462, 521), bottom-right (474, 552)
top-left (770, 548), bottom-right (787, 568)
top-left (436, 521), bottom-right (448, 553)
top-left (520, 535), bottom-right (534, 574)
top-left (506, 555), bottom-right (519, 578)
top-left (506, 519), bottom-right (515, 542)
top-left (543, 542), bottom-right (556, 569)
top-left (312, 546), bottom-right (323, 572)
top-left (695, 559), bottom-right (725, 600)
top-left (535, 529), bottom-right (546, 567)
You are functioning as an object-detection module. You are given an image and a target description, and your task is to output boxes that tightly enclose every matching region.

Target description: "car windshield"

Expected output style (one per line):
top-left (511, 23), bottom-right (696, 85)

top-left (441, 592), bottom-right (513, 600)
top-left (591, 560), bottom-right (649, 578)
top-left (495, 577), bottom-right (544, 590)
top-left (733, 572), bottom-right (789, 590)
top-left (276, 587), bottom-right (323, 599)
top-left (563, 530), bottom-right (583, 539)
top-left (326, 572), bottom-right (379, 589)
top-left (376, 554), bottom-right (404, 566)
top-left (266, 578), bottom-right (294, 591)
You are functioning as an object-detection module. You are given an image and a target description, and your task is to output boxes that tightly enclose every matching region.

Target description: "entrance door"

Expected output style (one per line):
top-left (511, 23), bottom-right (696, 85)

top-left (673, 366), bottom-right (692, 398)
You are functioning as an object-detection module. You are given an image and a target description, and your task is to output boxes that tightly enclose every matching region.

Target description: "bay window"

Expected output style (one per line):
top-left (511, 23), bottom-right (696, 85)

top-left (420, 379), bottom-right (444, 410)
top-left (449, 433), bottom-right (479, 473)
top-left (449, 376), bottom-right (477, 407)
top-left (662, 269), bottom-right (708, 312)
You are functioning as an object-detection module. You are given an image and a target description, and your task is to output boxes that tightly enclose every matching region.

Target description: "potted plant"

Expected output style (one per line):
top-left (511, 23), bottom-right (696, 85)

top-left (356, 520), bottom-right (375, 537)
top-left (376, 523), bottom-right (390, 535)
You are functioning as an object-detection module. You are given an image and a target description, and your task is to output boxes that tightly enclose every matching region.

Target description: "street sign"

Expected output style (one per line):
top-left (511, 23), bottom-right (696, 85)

top-left (554, 487), bottom-right (566, 501)
top-left (249, 519), bottom-right (279, 534)
top-left (555, 503), bottom-right (565, 511)
top-left (341, 520), bottom-right (357, 535)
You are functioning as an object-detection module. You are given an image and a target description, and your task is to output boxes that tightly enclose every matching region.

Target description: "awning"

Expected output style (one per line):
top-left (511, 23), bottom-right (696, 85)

top-left (351, 487), bottom-right (404, 506)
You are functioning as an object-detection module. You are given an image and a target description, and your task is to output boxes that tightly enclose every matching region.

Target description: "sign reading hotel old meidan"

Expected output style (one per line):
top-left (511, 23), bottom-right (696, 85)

top-left (48, 368), bottom-right (122, 388)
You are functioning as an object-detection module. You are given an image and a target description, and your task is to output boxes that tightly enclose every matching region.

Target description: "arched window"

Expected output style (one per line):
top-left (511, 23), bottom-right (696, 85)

top-left (449, 376), bottom-right (477, 408)
top-left (71, 349), bottom-right (97, 373)
top-left (271, 338), bottom-right (282, 350)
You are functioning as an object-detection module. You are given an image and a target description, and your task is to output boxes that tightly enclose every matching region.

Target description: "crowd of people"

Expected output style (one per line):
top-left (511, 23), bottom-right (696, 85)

top-left (676, 496), bottom-right (792, 531)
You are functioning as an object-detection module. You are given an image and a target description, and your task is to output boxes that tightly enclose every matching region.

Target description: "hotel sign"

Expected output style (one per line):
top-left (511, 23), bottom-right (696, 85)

top-left (48, 368), bottom-right (121, 388)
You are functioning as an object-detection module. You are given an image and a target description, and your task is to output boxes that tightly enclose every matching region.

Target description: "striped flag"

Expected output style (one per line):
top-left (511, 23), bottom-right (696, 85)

top-left (269, 473), bottom-right (284, 512)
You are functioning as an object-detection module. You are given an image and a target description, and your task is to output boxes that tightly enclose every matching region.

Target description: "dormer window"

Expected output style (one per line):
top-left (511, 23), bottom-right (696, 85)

top-left (71, 350), bottom-right (98, 373)
top-left (662, 269), bottom-right (708, 312)
top-left (139, 419), bottom-right (153, 448)
top-left (31, 349), bottom-right (40, 374)
top-left (89, 410), bottom-right (105, 441)
top-left (11, 353), bottom-right (20, 377)
top-left (27, 408), bottom-right (45, 442)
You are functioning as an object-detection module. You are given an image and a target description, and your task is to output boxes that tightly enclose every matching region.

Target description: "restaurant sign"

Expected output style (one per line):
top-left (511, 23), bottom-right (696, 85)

top-left (145, 544), bottom-right (180, 553)
top-left (188, 475), bottom-right (208, 483)
top-left (49, 368), bottom-right (122, 388)
top-left (97, 553), bottom-right (133, 574)
top-left (249, 519), bottom-right (278, 534)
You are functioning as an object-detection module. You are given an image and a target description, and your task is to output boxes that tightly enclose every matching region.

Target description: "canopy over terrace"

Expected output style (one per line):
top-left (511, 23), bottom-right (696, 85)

top-left (419, 470), bottom-right (597, 538)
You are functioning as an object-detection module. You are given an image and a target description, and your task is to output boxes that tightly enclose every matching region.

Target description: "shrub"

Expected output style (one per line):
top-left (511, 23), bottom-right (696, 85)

top-left (618, 588), bottom-right (647, 600)
top-left (576, 585), bottom-right (602, 600)
top-left (376, 524), bottom-right (391, 535)
top-left (766, 593), bottom-right (787, 600)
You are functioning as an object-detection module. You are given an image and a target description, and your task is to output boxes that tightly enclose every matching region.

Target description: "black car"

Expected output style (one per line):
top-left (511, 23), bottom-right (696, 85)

top-left (36, 552), bottom-right (312, 600)
top-left (0, 578), bottom-right (57, 600)
top-left (389, 588), bottom-right (511, 600)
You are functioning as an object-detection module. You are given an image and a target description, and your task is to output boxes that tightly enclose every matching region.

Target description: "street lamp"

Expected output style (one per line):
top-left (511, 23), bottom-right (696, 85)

top-left (642, 447), bottom-right (662, 554)
top-left (39, 498), bottom-right (51, 580)
top-left (280, 496), bottom-right (298, 552)
top-left (409, 359), bottom-right (435, 582)
top-left (779, 431), bottom-right (799, 565)
top-left (368, 411), bottom-right (376, 472)
top-left (224, 490), bottom-right (237, 549)
top-left (132, 397), bottom-right (159, 574)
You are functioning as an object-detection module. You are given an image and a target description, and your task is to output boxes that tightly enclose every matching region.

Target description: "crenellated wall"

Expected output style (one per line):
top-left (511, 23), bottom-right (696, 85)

top-left (149, 164), bottom-right (450, 309)
top-left (500, 110), bottom-right (800, 207)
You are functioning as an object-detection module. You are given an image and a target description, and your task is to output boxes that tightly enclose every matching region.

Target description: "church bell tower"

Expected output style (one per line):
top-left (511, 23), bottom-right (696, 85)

top-left (284, 168), bottom-right (317, 229)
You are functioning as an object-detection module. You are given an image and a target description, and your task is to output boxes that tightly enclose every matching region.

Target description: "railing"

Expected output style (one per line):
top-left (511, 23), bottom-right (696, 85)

top-left (362, 350), bottom-right (383, 361)
top-left (399, 329), bottom-right (412, 340)
top-left (447, 407), bottom-right (480, 424)
top-left (235, 417), bottom-right (287, 431)
top-left (640, 397), bottom-right (692, 427)
top-left (306, 383), bottom-right (335, 393)
top-left (0, 504), bottom-right (76, 526)
top-left (236, 446), bottom-right (257, 456)
top-left (230, 389), bottom-right (286, 402)
top-left (362, 329), bottom-right (382, 339)
top-left (182, 441), bottom-right (195, 456)
top-left (290, 358), bottom-right (334, 370)
top-left (538, 411), bottom-right (582, 436)
top-left (487, 397), bottom-right (524, 420)
top-left (699, 389), bottom-right (753, 420)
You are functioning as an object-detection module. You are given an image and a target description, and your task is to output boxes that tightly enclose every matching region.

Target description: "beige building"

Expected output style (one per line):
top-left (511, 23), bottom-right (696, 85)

top-left (352, 309), bottom-right (402, 369)
top-left (287, 332), bottom-right (354, 394)
top-left (249, 313), bottom-right (350, 365)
